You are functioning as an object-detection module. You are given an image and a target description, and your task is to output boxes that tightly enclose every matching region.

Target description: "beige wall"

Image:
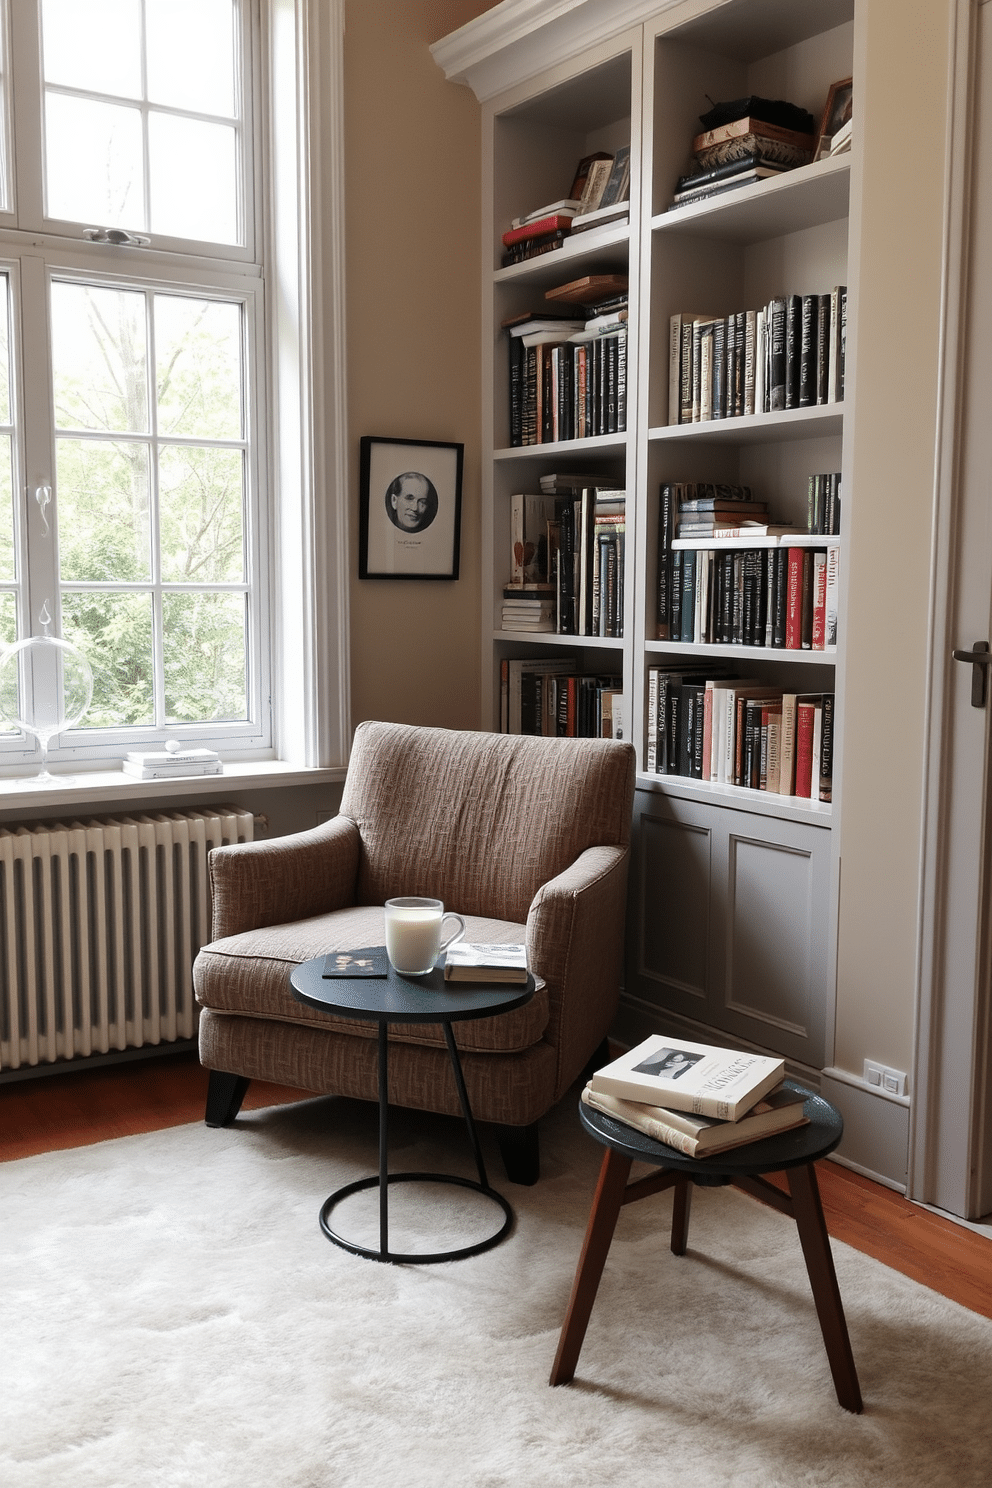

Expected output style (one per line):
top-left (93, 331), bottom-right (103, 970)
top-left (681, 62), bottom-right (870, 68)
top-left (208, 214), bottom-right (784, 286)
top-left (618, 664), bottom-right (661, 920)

top-left (833, 0), bottom-right (953, 1080)
top-left (344, 1), bottom-right (493, 733)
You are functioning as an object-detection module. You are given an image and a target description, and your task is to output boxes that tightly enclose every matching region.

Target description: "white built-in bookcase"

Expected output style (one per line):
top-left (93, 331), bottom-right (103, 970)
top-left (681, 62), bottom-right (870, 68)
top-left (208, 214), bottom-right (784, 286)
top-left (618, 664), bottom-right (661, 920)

top-left (434, 0), bottom-right (857, 1076)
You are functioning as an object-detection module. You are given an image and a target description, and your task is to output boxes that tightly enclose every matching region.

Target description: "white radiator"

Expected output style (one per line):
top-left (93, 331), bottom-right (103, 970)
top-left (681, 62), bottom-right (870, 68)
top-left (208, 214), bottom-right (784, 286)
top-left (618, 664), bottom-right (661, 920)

top-left (0, 806), bottom-right (254, 1071)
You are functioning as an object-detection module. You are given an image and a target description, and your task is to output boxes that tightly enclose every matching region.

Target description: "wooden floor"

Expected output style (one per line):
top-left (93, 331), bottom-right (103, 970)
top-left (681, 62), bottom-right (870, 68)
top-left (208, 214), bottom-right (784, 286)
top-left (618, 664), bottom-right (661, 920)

top-left (3, 1049), bottom-right (991, 1322)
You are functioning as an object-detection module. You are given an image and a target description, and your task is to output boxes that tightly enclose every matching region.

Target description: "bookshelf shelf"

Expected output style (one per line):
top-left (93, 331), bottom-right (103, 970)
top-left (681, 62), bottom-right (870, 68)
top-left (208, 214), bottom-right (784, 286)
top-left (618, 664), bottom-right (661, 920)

top-left (652, 156), bottom-right (851, 245)
top-left (449, 0), bottom-right (854, 1069)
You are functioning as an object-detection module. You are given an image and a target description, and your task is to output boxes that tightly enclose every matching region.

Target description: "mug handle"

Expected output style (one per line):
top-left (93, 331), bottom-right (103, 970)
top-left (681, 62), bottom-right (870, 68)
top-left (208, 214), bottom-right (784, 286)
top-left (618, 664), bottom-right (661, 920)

top-left (439, 912), bottom-right (466, 953)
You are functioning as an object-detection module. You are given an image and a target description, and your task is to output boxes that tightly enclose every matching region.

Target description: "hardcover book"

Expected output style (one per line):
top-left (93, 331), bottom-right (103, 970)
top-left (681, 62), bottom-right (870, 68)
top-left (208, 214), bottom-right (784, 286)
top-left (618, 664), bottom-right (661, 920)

top-left (590, 1035), bottom-right (785, 1121)
top-left (580, 1081), bottom-right (809, 1157)
top-left (443, 943), bottom-right (528, 983)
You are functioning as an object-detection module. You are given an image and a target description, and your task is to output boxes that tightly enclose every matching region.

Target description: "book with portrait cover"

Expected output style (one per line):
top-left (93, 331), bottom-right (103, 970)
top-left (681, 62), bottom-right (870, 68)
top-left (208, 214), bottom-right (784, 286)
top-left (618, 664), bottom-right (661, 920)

top-left (580, 1081), bottom-right (809, 1156)
top-left (589, 1034), bottom-right (785, 1120)
top-left (322, 947), bottom-right (388, 979)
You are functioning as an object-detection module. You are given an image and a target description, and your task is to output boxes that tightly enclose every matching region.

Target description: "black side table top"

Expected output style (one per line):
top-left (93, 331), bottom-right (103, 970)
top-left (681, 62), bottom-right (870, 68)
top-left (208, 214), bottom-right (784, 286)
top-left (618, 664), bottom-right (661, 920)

top-left (290, 948), bottom-right (536, 1025)
top-left (579, 1082), bottom-right (843, 1179)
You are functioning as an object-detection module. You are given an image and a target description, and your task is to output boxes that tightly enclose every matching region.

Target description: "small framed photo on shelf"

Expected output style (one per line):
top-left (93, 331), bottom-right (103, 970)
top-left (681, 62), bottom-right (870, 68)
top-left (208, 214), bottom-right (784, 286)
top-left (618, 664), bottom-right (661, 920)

top-left (815, 76), bottom-right (853, 159)
top-left (359, 436), bottom-right (463, 580)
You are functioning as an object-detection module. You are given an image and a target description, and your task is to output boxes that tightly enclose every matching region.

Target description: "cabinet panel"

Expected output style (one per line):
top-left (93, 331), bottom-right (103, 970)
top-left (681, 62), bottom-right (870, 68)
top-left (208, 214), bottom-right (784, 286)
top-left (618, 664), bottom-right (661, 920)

top-left (627, 787), bottom-right (830, 1063)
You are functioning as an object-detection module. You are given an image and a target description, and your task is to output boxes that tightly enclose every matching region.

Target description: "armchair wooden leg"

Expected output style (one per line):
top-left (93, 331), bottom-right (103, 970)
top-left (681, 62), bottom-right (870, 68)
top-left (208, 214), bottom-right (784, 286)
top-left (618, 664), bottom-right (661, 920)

top-left (495, 1122), bottom-right (540, 1186)
top-left (550, 1145), bottom-right (632, 1386)
top-left (205, 1071), bottom-right (251, 1128)
top-left (787, 1162), bottom-right (863, 1413)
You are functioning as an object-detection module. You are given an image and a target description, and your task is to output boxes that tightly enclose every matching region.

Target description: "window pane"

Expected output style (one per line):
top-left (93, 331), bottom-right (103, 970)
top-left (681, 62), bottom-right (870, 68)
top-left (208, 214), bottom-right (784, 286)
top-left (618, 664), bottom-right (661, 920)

top-left (45, 94), bottom-right (144, 229)
top-left (60, 590), bottom-right (153, 727)
top-left (0, 592), bottom-right (15, 730)
top-left (163, 591), bottom-right (246, 722)
top-left (148, 114), bottom-right (238, 244)
top-left (52, 282), bottom-right (149, 434)
top-left (0, 434), bottom-right (14, 582)
top-left (42, 0), bottom-right (142, 99)
top-left (159, 446), bottom-right (244, 583)
top-left (155, 296), bottom-right (242, 439)
top-left (57, 438), bottom-right (151, 582)
top-left (146, 0), bottom-right (236, 116)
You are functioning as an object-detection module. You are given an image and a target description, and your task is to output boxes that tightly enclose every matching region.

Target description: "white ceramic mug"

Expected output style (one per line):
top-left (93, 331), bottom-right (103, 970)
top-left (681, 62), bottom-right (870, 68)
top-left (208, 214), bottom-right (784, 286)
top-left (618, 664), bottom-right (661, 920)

top-left (384, 897), bottom-right (465, 976)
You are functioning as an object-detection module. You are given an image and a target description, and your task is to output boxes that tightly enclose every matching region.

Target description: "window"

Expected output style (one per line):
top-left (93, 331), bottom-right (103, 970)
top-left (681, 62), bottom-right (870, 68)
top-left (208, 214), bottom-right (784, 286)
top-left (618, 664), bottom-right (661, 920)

top-left (0, 0), bottom-right (272, 769)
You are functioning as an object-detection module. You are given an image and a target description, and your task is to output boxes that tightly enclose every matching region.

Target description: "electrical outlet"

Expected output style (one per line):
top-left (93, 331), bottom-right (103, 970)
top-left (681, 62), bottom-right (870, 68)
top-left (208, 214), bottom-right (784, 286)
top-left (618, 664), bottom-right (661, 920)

top-left (863, 1060), bottom-right (908, 1098)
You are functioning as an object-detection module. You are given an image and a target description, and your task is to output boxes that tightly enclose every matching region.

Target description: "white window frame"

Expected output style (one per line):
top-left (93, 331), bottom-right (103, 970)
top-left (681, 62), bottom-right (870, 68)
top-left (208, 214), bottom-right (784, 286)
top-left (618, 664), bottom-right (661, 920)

top-left (0, 0), bottom-right (350, 777)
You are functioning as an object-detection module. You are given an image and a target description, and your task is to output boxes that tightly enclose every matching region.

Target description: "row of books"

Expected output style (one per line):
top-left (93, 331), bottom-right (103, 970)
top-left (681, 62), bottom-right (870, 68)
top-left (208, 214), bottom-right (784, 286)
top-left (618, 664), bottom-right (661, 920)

top-left (501, 148), bottom-right (631, 265)
top-left (646, 665), bottom-right (834, 801)
top-left (499, 656), bottom-right (623, 739)
top-left (664, 543), bottom-right (840, 650)
top-left (508, 320), bottom-right (627, 445)
top-left (668, 286), bottom-right (847, 424)
top-left (669, 108), bottom-right (816, 210)
top-left (585, 1034), bottom-right (807, 1157)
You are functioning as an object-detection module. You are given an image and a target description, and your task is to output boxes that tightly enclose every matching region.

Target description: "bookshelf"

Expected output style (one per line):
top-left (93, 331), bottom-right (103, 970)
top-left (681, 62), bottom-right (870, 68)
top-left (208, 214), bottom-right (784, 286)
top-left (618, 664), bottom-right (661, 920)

top-left (435, 0), bottom-right (856, 1075)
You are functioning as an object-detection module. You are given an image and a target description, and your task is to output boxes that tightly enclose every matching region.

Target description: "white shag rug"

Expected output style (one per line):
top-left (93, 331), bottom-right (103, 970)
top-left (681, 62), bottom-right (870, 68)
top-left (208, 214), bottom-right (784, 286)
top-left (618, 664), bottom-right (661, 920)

top-left (3, 1090), bottom-right (992, 1488)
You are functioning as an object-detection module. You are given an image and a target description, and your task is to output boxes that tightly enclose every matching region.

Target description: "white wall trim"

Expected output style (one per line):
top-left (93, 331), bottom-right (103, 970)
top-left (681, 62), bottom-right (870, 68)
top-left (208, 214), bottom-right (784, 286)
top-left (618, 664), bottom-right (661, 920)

top-left (430, 0), bottom-right (681, 99)
top-left (267, 0), bottom-right (350, 770)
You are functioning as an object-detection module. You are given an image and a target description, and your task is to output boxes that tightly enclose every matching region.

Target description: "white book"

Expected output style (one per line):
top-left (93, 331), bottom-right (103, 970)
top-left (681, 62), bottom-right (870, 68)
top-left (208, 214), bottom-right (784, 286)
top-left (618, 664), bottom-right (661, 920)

top-left (825, 542), bottom-right (841, 647)
top-left (590, 1035), bottom-right (785, 1121)
top-left (126, 746), bottom-right (220, 765)
top-left (443, 942), bottom-right (528, 983)
top-left (123, 761), bottom-right (223, 779)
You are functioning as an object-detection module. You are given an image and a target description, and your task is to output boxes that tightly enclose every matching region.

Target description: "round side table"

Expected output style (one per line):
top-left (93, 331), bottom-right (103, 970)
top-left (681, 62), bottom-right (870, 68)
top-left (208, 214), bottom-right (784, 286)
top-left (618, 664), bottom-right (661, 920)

top-left (550, 1083), bottom-right (862, 1413)
top-left (290, 950), bottom-right (535, 1265)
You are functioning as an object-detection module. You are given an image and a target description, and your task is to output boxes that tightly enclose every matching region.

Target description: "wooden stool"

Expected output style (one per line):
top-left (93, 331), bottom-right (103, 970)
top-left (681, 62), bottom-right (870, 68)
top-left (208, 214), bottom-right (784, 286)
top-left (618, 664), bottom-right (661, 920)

top-left (550, 1083), bottom-right (862, 1413)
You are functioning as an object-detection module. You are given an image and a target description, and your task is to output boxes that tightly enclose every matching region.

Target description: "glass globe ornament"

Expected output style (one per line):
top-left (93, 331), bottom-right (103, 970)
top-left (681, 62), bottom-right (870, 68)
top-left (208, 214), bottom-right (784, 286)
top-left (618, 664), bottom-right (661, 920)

top-left (0, 623), bottom-right (94, 787)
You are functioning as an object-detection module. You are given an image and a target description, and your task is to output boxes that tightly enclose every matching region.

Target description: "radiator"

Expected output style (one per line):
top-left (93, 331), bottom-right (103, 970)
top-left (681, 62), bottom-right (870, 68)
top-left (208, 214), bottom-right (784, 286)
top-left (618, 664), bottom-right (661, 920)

top-left (0, 806), bottom-right (254, 1071)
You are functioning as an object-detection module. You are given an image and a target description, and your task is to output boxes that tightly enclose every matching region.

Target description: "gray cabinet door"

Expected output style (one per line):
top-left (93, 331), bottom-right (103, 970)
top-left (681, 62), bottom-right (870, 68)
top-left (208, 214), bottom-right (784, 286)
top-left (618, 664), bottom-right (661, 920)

top-left (626, 789), bottom-right (832, 1066)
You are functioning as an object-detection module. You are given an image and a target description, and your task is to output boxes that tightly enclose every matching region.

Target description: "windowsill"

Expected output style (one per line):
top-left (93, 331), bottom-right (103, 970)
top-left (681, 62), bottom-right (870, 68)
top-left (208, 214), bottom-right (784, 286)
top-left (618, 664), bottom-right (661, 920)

top-left (0, 760), bottom-right (347, 815)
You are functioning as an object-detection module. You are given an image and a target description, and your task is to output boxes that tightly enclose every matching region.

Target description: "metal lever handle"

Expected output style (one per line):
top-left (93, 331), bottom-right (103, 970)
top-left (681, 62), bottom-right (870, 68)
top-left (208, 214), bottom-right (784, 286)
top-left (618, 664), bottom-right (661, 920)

top-left (952, 640), bottom-right (991, 708)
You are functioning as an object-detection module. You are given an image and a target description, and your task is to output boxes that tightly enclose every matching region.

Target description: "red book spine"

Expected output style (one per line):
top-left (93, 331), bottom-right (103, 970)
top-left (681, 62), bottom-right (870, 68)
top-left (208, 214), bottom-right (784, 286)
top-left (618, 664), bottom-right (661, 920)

top-left (785, 546), bottom-right (804, 649)
top-left (502, 213), bottom-right (574, 247)
top-left (795, 701), bottom-right (816, 798)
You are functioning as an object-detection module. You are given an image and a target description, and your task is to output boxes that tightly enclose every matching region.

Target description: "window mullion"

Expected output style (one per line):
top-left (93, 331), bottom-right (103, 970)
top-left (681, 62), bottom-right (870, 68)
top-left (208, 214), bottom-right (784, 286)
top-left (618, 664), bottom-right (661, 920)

top-left (18, 253), bottom-right (59, 639)
top-left (8, 2), bottom-right (45, 230)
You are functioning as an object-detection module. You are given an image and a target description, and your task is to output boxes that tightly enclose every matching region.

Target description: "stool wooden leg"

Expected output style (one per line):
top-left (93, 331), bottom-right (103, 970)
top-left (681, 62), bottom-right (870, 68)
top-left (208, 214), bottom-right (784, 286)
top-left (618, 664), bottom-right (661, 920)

top-left (670, 1175), bottom-right (692, 1256)
top-left (550, 1146), bottom-right (632, 1386)
top-left (787, 1163), bottom-right (863, 1413)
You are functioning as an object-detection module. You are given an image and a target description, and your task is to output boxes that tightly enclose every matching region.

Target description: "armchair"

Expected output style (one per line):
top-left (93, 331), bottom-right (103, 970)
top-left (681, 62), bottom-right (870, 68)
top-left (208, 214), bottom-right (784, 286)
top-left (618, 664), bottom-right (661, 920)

top-left (193, 720), bottom-right (635, 1183)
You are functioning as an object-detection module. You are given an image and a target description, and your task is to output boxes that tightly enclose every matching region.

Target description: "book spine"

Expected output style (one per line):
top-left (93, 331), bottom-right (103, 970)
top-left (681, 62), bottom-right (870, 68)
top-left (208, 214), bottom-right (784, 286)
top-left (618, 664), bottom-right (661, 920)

top-left (799, 293), bottom-right (817, 407)
top-left (795, 699), bottom-right (817, 797)
top-left (819, 692), bottom-right (835, 803)
top-left (680, 550), bottom-right (696, 642)
top-left (800, 548), bottom-right (814, 649)
top-left (825, 542), bottom-right (841, 647)
top-left (768, 298), bottom-right (787, 410)
top-left (699, 323), bottom-right (714, 421)
top-left (616, 326), bottom-right (627, 432)
top-left (711, 317), bottom-right (727, 419)
top-left (779, 693), bottom-right (798, 795)
top-left (744, 309), bottom-right (756, 415)
top-left (657, 483), bottom-right (674, 639)
top-left (785, 547), bottom-right (804, 649)
top-left (784, 293), bottom-right (801, 409)
top-left (669, 314), bottom-right (683, 424)
top-left (508, 334), bottom-right (523, 447)
top-left (680, 320), bottom-right (694, 424)
top-left (811, 549), bottom-right (827, 650)
top-left (510, 493), bottom-right (525, 585)
top-left (816, 293), bottom-right (831, 404)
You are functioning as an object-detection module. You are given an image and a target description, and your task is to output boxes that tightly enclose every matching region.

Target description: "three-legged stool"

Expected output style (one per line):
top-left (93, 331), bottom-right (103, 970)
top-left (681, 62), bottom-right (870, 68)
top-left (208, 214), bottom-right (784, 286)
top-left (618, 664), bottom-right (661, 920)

top-left (550, 1083), bottom-right (862, 1412)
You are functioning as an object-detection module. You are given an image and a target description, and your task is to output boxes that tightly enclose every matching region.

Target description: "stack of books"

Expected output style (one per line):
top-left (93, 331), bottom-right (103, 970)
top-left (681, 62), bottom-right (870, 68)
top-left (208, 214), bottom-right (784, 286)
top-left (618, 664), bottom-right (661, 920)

top-left (583, 1035), bottom-right (809, 1157)
top-left (670, 98), bottom-right (815, 211)
top-left (443, 943), bottom-right (528, 983)
top-left (501, 586), bottom-right (555, 633)
top-left (123, 744), bottom-right (222, 780)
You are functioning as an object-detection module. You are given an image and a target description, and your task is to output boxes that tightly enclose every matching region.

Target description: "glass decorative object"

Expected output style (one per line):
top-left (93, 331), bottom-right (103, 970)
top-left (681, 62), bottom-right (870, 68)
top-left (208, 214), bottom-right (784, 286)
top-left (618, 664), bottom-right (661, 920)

top-left (0, 608), bottom-right (93, 786)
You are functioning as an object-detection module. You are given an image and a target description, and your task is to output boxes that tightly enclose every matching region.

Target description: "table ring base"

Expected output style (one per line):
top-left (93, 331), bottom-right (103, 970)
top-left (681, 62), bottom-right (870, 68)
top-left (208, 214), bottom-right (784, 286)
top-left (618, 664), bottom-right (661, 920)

top-left (319, 1170), bottom-right (513, 1264)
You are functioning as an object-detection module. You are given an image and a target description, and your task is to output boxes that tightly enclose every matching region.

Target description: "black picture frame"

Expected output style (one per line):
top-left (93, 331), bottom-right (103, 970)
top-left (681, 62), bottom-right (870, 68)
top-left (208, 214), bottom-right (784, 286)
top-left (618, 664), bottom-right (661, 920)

top-left (359, 436), bottom-right (463, 580)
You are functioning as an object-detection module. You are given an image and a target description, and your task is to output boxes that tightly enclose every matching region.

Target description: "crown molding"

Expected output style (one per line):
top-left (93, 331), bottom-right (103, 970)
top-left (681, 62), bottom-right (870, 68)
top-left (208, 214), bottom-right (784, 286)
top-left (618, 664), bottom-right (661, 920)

top-left (430, 0), bottom-right (682, 99)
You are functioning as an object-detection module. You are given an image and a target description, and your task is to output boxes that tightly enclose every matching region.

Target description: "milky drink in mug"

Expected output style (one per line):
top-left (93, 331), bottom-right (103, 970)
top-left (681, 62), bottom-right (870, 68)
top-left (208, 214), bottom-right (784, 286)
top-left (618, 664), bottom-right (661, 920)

top-left (384, 897), bottom-right (465, 975)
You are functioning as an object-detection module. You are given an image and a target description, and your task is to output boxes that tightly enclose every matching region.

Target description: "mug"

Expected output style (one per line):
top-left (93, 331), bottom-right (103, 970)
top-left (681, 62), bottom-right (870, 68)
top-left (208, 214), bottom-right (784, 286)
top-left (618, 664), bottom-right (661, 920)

top-left (384, 897), bottom-right (465, 976)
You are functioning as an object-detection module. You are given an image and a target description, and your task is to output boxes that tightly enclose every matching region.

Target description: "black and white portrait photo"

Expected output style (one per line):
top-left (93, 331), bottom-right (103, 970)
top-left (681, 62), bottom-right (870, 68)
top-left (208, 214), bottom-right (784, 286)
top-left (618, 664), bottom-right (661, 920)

top-left (633, 1046), bottom-right (704, 1081)
top-left (360, 436), bottom-right (463, 579)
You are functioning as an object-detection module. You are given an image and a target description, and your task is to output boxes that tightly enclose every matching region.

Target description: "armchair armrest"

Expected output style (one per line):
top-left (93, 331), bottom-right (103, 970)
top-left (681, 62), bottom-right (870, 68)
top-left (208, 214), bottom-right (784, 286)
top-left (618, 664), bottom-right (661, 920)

top-left (526, 842), bottom-right (630, 1101)
top-left (208, 814), bottom-right (361, 941)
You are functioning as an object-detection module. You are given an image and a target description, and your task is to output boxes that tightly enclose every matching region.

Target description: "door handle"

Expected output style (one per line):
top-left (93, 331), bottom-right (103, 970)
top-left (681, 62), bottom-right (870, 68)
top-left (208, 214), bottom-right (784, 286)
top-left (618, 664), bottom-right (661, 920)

top-left (952, 640), bottom-right (991, 707)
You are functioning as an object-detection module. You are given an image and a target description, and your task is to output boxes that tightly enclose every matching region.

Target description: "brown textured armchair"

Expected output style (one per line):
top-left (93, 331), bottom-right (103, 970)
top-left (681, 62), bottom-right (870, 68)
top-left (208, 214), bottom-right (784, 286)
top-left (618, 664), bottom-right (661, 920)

top-left (193, 720), bottom-right (635, 1183)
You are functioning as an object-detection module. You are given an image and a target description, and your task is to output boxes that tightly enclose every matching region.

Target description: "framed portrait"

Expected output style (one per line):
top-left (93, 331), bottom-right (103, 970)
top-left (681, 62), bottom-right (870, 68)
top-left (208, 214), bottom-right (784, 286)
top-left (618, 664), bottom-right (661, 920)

top-left (815, 77), bottom-right (853, 158)
top-left (359, 436), bottom-right (463, 581)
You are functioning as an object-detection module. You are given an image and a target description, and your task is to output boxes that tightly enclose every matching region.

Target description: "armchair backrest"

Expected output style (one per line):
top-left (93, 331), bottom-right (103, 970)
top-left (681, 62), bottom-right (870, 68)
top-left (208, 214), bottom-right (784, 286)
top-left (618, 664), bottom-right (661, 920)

top-left (339, 721), bottom-right (636, 922)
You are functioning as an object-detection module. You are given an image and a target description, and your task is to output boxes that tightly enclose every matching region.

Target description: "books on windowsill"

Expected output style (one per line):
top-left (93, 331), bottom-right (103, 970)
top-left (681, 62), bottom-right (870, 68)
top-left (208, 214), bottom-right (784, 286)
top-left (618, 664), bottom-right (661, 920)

top-left (589, 1034), bottom-right (785, 1120)
top-left (580, 1080), bottom-right (809, 1157)
top-left (123, 746), bottom-right (222, 780)
top-left (443, 943), bottom-right (529, 983)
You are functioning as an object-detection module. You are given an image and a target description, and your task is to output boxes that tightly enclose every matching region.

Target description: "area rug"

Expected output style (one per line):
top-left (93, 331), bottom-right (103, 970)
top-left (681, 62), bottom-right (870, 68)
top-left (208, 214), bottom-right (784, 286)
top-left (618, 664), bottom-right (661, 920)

top-left (3, 1091), bottom-right (991, 1488)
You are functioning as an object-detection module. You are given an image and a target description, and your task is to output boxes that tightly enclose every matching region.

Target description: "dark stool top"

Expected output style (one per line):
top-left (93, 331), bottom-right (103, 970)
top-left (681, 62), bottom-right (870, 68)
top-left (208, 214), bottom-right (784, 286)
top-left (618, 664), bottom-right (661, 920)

top-left (579, 1081), bottom-right (843, 1181)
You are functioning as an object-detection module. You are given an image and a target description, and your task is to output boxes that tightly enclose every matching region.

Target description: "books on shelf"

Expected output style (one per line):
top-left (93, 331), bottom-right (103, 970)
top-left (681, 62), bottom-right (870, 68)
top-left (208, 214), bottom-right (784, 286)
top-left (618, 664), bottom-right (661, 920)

top-left (500, 657), bottom-right (622, 740)
top-left (443, 943), bottom-right (528, 983)
top-left (667, 290), bottom-right (847, 424)
top-left (508, 321), bottom-right (627, 446)
top-left (569, 200), bottom-right (629, 234)
top-left (645, 669), bottom-right (835, 799)
top-left (580, 1080), bottom-right (809, 1157)
top-left (671, 162), bottom-right (788, 209)
top-left (509, 198), bottom-right (582, 229)
top-left (549, 487), bottom-right (626, 637)
top-left (590, 1035), bottom-right (785, 1121)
